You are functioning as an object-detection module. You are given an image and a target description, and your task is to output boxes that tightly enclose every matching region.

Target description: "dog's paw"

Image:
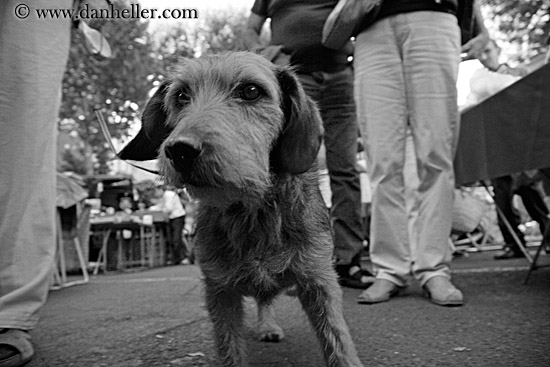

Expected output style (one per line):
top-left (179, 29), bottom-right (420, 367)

top-left (258, 325), bottom-right (284, 343)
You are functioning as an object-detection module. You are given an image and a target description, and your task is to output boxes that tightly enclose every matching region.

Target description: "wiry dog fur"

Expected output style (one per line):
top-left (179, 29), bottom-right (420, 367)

top-left (119, 52), bottom-right (363, 367)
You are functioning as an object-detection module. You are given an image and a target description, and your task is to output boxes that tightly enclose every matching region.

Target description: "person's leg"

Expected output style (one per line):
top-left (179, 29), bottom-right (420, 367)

top-left (300, 71), bottom-right (372, 288)
top-left (0, 0), bottom-right (72, 329)
top-left (320, 70), bottom-right (366, 261)
top-left (493, 176), bottom-right (526, 257)
top-left (170, 216), bottom-right (187, 264)
top-left (0, 0), bottom-right (72, 364)
top-left (539, 168), bottom-right (550, 198)
top-left (517, 183), bottom-right (549, 237)
top-left (400, 11), bottom-right (462, 305)
top-left (354, 18), bottom-right (411, 289)
top-left (404, 129), bottom-right (420, 255)
top-left (398, 11), bottom-right (460, 284)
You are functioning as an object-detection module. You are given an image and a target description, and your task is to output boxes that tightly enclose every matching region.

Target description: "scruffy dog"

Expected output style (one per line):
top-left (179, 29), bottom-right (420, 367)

top-left (119, 52), bottom-right (363, 367)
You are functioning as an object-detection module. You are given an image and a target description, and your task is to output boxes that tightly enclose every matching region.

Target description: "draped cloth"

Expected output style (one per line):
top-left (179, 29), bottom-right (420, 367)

top-left (454, 63), bottom-right (550, 186)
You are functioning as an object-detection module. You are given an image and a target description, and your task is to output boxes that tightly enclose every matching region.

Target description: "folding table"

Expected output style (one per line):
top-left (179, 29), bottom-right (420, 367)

top-left (454, 63), bottom-right (550, 283)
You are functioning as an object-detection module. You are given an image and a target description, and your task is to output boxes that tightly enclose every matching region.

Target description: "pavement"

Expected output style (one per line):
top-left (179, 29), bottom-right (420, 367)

top-left (28, 248), bottom-right (550, 367)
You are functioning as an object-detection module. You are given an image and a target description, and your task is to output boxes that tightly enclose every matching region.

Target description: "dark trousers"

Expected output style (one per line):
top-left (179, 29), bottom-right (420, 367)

top-left (169, 216), bottom-right (187, 264)
top-left (493, 175), bottom-right (549, 253)
top-left (298, 67), bottom-right (364, 265)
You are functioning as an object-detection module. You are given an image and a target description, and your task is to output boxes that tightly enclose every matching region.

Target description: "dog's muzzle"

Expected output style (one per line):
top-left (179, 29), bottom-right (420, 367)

top-left (164, 137), bottom-right (202, 172)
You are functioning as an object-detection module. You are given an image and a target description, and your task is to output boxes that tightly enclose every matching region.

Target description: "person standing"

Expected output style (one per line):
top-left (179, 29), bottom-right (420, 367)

top-left (150, 186), bottom-right (189, 265)
top-left (244, 0), bottom-right (374, 289)
top-left (354, 0), bottom-right (471, 306)
top-left (0, 1), bottom-right (72, 365)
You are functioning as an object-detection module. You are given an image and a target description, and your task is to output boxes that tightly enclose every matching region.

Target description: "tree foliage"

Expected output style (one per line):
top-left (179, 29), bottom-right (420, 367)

top-left (481, 0), bottom-right (549, 64)
top-left (150, 8), bottom-right (251, 76)
top-left (59, 0), bottom-right (158, 174)
top-left (58, 5), bottom-right (252, 174)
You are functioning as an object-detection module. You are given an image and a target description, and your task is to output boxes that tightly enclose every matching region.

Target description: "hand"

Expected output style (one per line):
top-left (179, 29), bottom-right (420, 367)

top-left (461, 33), bottom-right (490, 61)
top-left (243, 13), bottom-right (267, 50)
top-left (243, 29), bottom-right (263, 50)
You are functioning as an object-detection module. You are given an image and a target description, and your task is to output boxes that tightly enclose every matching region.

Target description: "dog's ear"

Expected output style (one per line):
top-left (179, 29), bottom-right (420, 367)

top-left (118, 81), bottom-right (172, 161)
top-left (271, 68), bottom-right (323, 174)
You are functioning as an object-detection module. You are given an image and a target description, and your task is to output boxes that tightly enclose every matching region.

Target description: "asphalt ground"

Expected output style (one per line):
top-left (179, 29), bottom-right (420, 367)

top-left (28, 249), bottom-right (550, 367)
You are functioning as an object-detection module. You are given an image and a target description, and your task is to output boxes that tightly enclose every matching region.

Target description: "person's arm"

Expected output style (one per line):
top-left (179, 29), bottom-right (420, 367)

top-left (461, 0), bottom-right (490, 61)
top-left (243, 12), bottom-right (268, 50)
top-left (148, 194), bottom-right (165, 212)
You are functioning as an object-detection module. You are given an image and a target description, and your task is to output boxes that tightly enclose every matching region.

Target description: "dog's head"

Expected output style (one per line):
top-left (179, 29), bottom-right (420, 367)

top-left (119, 52), bottom-right (323, 204)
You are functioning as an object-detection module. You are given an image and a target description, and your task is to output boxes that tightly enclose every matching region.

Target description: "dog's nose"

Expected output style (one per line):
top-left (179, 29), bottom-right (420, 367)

top-left (164, 138), bottom-right (202, 163)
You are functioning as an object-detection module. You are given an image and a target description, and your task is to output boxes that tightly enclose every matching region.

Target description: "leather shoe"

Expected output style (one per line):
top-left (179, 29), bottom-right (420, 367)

top-left (493, 247), bottom-right (524, 260)
top-left (336, 264), bottom-right (375, 289)
top-left (357, 279), bottom-right (401, 304)
top-left (423, 276), bottom-right (463, 307)
top-left (0, 329), bottom-right (34, 367)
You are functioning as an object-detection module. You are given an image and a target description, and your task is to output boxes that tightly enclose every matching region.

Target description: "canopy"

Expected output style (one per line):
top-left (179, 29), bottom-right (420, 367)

top-left (56, 173), bottom-right (88, 209)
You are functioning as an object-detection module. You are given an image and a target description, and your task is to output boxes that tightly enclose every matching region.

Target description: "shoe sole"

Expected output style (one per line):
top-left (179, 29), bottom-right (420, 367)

top-left (423, 289), bottom-right (464, 307)
top-left (429, 299), bottom-right (464, 307)
top-left (339, 278), bottom-right (374, 289)
top-left (357, 287), bottom-right (401, 304)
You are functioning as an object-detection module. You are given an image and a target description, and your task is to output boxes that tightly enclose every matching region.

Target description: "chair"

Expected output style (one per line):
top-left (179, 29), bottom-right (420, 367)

top-left (524, 214), bottom-right (550, 284)
top-left (451, 186), bottom-right (494, 253)
top-left (479, 183), bottom-right (550, 284)
top-left (51, 204), bottom-right (91, 290)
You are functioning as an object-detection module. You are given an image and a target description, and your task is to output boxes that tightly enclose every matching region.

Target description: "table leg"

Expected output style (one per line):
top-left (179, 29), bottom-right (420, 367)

top-left (93, 228), bottom-right (111, 275)
top-left (117, 230), bottom-right (124, 270)
top-left (140, 225), bottom-right (146, 267)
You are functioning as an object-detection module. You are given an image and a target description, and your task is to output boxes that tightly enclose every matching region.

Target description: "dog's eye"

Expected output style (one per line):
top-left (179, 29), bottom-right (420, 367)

top-left (238, 84), bottom-right (263, 101)
top-left (176, 88), bottom-right (190, 106)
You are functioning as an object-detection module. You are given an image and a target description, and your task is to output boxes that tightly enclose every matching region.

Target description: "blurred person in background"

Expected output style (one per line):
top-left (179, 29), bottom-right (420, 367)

top-left (150, 186), bottom-right (189, 265)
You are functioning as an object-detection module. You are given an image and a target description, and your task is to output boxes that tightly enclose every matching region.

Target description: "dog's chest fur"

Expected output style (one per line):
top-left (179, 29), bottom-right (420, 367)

top-left (194, 175), bottom-right (331, 295)
top-left (197, 202), bottom-right (304, 294)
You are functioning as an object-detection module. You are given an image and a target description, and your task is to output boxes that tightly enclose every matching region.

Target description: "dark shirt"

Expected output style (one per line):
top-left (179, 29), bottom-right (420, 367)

top-left (377, 0), bottom-right (458, 22)
top-left (251, 0), bottom-right (353, 73)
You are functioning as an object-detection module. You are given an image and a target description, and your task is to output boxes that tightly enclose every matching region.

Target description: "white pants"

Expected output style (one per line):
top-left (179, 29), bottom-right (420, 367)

top-left (0, 0), bottom-right (71, 330)
top-left (354, 11), bottom-right (461, 287)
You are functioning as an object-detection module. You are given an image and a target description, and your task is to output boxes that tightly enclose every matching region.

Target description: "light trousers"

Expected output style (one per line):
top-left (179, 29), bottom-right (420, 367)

top-left (354, 11), bottom-right (461, 286)
top-left (0, 0), bottom-right (71, 330)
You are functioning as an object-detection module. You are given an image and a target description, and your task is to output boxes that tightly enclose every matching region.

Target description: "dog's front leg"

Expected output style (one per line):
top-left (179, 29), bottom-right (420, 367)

top-left (298, 276), bottom-right (364, 367)
top-left (204, 283), bottom-right (248, 367)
